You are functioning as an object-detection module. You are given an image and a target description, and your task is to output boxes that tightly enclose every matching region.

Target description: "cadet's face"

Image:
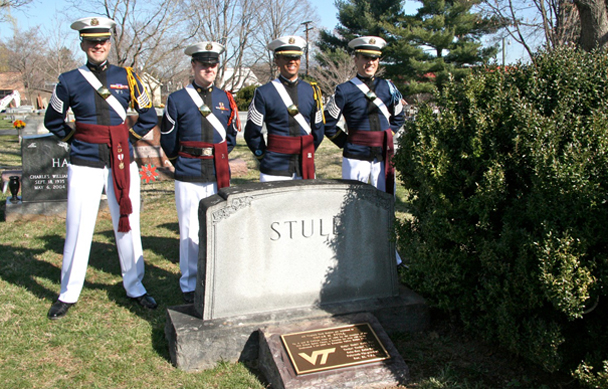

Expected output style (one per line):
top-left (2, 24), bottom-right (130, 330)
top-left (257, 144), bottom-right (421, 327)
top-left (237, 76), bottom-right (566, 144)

top-left (192, 60), bottom-right (218, 88)
top-left (275, 55), bottom-right (301, 81)
top-left (355, 54), bottom-right (379, 78)
top-left (81, 39), bottom-right (111, 65)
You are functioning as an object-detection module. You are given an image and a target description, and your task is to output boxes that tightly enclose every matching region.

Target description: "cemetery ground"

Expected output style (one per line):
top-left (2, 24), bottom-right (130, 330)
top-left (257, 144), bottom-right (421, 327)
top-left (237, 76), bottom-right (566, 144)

top-left (0, 130), bottom-right (579, 389)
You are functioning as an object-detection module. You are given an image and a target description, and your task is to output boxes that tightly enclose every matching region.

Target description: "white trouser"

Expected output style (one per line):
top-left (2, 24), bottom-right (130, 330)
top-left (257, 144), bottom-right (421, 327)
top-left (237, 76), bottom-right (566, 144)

top-left (175, 180), bottom-right (218, 293)
top-left (260, 172), bottom-right (302, 182)
top-left (342, 157), bottom-right (386, 191)
top-left (59, 162), bottom-right (147, 303)
top-left (342, 157), bottom-right (402, 265)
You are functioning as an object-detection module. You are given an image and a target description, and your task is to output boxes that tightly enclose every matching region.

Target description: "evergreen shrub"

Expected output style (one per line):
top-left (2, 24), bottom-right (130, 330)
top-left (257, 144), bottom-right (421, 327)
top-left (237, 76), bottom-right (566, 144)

top-left (235, 84), bottom-right (257, 111)
top-left (394, 46), bottom-right (608, 384)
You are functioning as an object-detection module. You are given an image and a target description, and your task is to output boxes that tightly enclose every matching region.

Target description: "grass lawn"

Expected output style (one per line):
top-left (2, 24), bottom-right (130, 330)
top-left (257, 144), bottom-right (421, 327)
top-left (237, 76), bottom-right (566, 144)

top-left (0, 133), bottom-right (576, 388)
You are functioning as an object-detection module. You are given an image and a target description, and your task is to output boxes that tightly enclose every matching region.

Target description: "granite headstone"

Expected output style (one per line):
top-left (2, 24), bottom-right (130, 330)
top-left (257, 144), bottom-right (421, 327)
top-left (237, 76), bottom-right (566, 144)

top-left (20, 133), bottom-right (69, 203)
top-left (165, 180), bottom-right (429, 371)
top-left (195, 180), bottom-right (399, 320)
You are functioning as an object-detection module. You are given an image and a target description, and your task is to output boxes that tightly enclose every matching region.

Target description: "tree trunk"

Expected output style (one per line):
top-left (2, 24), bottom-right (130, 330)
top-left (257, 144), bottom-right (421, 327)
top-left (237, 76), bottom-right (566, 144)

top-left (574, 0), bottom-right (608, 50)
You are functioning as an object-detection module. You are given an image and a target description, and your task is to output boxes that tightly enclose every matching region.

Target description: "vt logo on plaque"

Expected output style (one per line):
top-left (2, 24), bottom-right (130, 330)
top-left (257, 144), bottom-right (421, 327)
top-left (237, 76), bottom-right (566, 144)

top-left (298, 348), bottom-right (336, 365)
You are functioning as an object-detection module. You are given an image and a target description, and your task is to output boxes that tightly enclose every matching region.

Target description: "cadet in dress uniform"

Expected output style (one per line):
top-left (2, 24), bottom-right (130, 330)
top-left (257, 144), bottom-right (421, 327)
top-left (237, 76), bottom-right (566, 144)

top-left (45, 17), bottom-right (158, 319)
top-left (324, 36), bottom-right (405, 194)
top-left (160, 42), bottom-right (240, 303)
top-left (245, 36), bottom-right (324, 181)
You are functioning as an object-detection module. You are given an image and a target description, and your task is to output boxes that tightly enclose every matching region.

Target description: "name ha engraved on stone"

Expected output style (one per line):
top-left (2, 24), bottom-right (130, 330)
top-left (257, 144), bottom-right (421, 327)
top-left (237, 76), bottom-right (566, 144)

top-left (269, 216), bottom-right (340, 241)
top-left (52, 158), bottom-right (69, 168)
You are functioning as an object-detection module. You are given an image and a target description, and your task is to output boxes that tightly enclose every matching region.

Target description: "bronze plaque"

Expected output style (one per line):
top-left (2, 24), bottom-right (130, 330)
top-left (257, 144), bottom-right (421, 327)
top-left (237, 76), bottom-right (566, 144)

top-left (280, 323), bottom-right (390, 375)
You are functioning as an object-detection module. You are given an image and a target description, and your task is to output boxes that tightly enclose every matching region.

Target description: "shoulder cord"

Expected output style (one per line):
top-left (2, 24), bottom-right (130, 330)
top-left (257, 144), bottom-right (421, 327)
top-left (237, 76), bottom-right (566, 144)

top-left (125, 67), bottom-right (153, 109)
top-left (310, 81), bottom-right (325, 123)
top-left (225, 90), bottom-right (242, 132)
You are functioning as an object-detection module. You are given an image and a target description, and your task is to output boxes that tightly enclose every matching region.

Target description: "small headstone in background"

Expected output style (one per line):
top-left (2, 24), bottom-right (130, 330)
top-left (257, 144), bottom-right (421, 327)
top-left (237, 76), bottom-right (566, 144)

top-left (20, 133), bottom-right (69, 203)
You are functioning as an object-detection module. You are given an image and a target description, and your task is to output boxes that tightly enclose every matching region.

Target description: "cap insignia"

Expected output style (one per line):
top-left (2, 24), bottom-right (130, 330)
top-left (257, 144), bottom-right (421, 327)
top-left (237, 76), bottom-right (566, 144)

top-left (206, 43), bottom-right (213, 50)
top-left (370, 38), bottom-right (376, 44)
top-left (91, 18), bottom-right (99, 26)
top-left (288, 37), bottom-right (295, 44)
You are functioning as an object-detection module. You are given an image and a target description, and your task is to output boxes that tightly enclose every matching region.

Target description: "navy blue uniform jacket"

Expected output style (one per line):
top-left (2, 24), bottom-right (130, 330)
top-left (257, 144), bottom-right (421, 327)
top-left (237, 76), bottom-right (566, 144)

top-left (160, 83), bottom-right (238, 183)
top-left (160, 84), bottom-right (238, 182)
top-left (244, 77), bottom-right (324, 177)
top-left (44, 62), bottom-right (157, 168)
top-left (324, 76), bottom-right (405, 161)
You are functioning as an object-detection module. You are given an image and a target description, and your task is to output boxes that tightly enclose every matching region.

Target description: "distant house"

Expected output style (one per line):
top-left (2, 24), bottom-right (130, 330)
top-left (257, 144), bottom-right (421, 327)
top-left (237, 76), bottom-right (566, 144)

top-left (140, 72), bottom-right (163, 107)
top-left (0, 72), bottom-right (26, 103)
top-left (219, 67), bottom-right (260, 92)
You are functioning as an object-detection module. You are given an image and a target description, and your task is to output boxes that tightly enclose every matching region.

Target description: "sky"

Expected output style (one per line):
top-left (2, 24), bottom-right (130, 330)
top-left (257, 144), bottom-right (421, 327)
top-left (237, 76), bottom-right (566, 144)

top-left (2, 0), bottom-right (526, 64)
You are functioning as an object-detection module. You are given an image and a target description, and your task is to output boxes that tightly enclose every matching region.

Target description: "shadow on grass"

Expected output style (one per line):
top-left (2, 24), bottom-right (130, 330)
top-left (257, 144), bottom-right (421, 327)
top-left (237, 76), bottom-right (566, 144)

top-left (0, 242), bottom-right (63, 302)
top-left (0, 228), bottom-right (183, 364)
top-left (146, 222), bottom-right (180, 263)
top-left (91, 228), bottom-right (188, 362)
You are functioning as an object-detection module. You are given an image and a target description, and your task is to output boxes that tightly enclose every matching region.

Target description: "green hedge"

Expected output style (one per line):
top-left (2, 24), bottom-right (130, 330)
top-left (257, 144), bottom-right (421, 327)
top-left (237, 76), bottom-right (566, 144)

top-left (235, 84), bottom-right (257, 111)
top-left (394, 46), bottom-right (608, 384)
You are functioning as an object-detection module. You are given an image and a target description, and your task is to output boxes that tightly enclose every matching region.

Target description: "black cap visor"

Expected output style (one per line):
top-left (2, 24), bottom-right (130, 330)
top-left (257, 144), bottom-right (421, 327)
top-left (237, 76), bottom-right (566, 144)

top-left (192, 52), bottom-right (220, 64)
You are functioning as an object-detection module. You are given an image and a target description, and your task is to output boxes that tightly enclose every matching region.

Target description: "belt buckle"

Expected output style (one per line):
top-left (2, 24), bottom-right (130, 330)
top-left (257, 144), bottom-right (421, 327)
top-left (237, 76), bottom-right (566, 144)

top-left (365, 91), bottom-right (377, 101)
top-left (202, 148), bottom-right (213, 157)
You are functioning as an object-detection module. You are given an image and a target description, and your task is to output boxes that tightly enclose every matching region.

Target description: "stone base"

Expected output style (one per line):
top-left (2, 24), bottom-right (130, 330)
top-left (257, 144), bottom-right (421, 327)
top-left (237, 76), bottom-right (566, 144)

top-left (165, 285), bottom-right (428, 371)
top-left (259, 312), bottom-right (409, 389)
top-left (4, 198), bottom-right (109, 222)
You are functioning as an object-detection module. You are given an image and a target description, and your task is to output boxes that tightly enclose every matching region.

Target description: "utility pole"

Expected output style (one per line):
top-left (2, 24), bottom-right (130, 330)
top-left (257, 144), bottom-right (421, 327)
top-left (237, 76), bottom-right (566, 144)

top-left (501, 37), bottom-right (510, 67)
top-left (301, 20), bottom-right (313, 77)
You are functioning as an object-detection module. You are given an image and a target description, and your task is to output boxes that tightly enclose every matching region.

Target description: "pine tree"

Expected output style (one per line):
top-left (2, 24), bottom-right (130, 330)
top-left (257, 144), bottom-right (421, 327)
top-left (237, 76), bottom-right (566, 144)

top-left (317, 0), bottom-right (503, 98)
top-left (385, 0), bottom-right (502, 96)
top-left (317, 0), bottom-right (404, 53)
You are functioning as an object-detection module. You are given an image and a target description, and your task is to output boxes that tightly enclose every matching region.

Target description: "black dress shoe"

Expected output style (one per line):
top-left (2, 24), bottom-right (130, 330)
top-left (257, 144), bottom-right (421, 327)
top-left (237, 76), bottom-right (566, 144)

top-left (48, 300), bottom-right (74, 320)
top-left (132, 294), bottom-right (158, 310)
top-left (183, 292), bottom-right (195, 304)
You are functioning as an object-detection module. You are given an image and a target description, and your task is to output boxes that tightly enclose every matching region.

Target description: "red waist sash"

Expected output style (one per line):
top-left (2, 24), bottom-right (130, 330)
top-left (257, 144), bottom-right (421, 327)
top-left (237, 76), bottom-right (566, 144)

top-left (348, 129), bottom-right (395, 195)
top-left (267, 134), bottom-right (315, 179)
top-left (178, 140), bottom-right (230, 189)
top-left (74, 121), bottom-right (133, 232)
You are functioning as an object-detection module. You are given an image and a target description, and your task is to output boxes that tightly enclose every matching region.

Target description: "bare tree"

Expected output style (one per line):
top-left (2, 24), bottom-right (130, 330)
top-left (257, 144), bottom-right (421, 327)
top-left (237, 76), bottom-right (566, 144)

top-left (254, 0), bottom-right (319, 81)
top-left (308, 48), bottom-right (354, 97)
top-left (0, 0), bottom-right (35, 25)
top-left (0, 0), bottom-right (33, 6)
top-left (184, 0), bottom-right (262, 90)
top-left (65, 0), bottom-right (198, 103)
top-left (483, 0), bottom-right (579, 60)
top-left (1, 24), bottom-right (81, 104)
top-left (42, 20), bottom-right (80, 91)
top-left (2, 27), bottom-right (47, 103)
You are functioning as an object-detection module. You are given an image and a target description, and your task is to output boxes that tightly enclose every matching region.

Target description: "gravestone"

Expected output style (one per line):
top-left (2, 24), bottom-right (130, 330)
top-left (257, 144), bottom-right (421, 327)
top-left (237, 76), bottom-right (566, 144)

top-left (21, 115), bottom-right (49, 137)
top-left (4, 133), bottom-right (70, 222)
top-left (21, 133), bottom-right (69, 203)
top-left (5, 133), bottom-right (70, 221)
top-left (165, 180), bottom-right (429, 374)
top-left (194, 180), bottom-right (399, 320)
